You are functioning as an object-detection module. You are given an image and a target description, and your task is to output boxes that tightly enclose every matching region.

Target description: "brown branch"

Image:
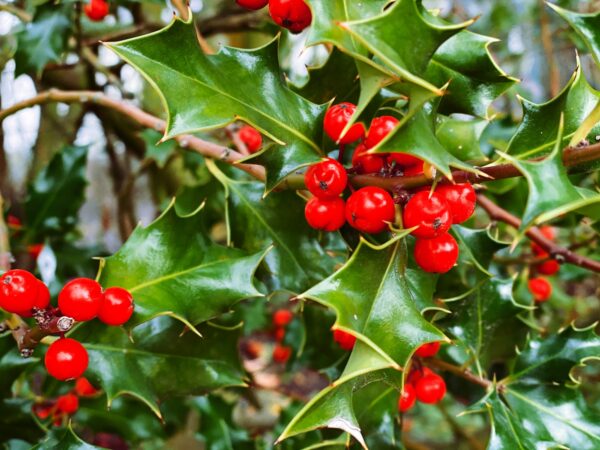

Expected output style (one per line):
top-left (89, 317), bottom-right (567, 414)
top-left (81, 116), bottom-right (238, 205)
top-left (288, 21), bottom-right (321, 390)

top-left (477, 194), bottom-right (600, 272)
top-left (3, 312), bottom-right (74, 357)
top-left (425, 358), bottom-right (492, 390)
top-left (0, 89), bottom-right (266, 181)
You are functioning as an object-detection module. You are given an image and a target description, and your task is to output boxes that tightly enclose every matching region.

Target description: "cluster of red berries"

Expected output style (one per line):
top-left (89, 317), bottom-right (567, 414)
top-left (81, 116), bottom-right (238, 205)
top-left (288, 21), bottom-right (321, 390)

top-left (236, 0), bottom-right (312, 34)
top-left (398, 342), bottom-right (446, 412)
top-left (32, 377), bottom-right (98, 426)
top-left (0, 270), bottom-right (134, 380)
top-left (527, 225), bottom-right (558, 303)
top-left (84, 0), bottom-right (109, 21)
top-left (271, 309), bottom-right (293, 363)
top-left (6, 215), bottom-right (45, 261)
top-left (238, 125), bottom-right (263, 154)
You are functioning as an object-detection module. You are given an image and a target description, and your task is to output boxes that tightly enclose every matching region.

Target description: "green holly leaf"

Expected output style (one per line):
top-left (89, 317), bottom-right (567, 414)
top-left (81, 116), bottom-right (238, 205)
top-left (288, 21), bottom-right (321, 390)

top-left (140, 129), bottom-right (177, 168)
top-left (442, 278), bottom-right (531, 372)
top-left (207, 160), bottom-right (339, 293)
top-left (98, 200), bottom-right (265, 331)
top-left (24, 146), bottom-right (87, 243)
top-left (506, 64), bottom-right (600, 157)
top-left (425, 31), bottom-right (517, 118)
top-left (106, 20), bottom-right (325, 192)
top-left (0, 335), bottom-right (39, 397)
top-left (31, 426), bottom-right (102, 449)
top-left (14, 4), bottom-right (71, 76)
top-left (549, 3), bottom-right (600, 66)
top-left (345, 0), bottom-right (472, 94)
top-left (436, 116), bottom-right (489, 163)
top-left (451, 226), bottom-right (507, 277)
top-left (71, 318), bottom-right (245, 419)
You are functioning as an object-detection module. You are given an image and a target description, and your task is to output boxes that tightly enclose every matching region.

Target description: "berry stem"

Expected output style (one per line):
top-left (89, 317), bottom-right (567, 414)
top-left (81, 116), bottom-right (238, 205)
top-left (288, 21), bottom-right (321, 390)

top-left (337, 143), bottom-right (345, 164)
top-left (425, 358), bottom-right (492, 390)
top-left (2, 312), bottom-right (74, 357)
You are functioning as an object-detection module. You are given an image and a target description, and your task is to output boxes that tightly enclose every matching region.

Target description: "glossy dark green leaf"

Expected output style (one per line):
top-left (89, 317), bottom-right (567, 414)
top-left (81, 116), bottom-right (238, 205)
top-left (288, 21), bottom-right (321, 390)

top-left (426, 31), bottom-right (517, 118)
top-left (24, 146), bottom-right (87, 243)
top-left (451, 226), bottom-right (507, 276)
top-left (0, 335), bottom-right (38, 398)
top-left (107, 20), bottom-right (325, 191)
top-left (141, 129), bottom-right (177, 168)
top-left (14, 4), bottom-right (71, 76)
top-left (31, 426), bottom-right (101, 450)
top-left (506, 65), bottom-right (600, 157)
top-left (207, 160), bottom-right (340, 293)
top-left (71, 318), bottom-right (245, 418)
top-left (549, 3), bottom-right (600, 66)
top-left (442, 278), bottom-right (530, 371)
top-left (98, 200), bottom-right (265, 330)
top-left (436, 116), bottom-right (489, 162)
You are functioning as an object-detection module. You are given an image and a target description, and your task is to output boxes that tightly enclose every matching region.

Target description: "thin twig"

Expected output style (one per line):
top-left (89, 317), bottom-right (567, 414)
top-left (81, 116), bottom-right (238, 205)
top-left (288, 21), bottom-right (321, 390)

top-left (426, 358), bottom-right (492, 390)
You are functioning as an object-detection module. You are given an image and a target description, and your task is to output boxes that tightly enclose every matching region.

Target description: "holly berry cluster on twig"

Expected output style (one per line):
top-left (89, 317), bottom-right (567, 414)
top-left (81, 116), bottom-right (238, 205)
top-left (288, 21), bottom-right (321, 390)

top-left (236, 0), bottom-right (312, 34)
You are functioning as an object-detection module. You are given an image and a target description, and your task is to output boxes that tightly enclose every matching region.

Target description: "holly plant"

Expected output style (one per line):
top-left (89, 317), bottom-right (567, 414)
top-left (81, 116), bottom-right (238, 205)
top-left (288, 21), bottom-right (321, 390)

top-left (1, 0), bottom-right (600, 448)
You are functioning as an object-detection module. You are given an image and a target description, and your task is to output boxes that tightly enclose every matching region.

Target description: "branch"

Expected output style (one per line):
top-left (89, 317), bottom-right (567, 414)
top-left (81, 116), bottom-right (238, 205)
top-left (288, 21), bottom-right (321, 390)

top-left (477, 194), bottom-right (600, 272)
top-left (0, 89), bottom-right (266, 181)
top-left (425, 358), bottom-right (492, 390)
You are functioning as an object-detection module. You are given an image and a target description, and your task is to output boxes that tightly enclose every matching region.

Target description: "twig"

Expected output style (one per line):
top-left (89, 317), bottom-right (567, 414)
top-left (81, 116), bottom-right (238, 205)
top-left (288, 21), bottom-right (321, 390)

top-left (477, 194), bottom-right (600, 272)
top-left (3, 311), bottom-right (74, 357)
top-left (425, 358), bottom-right (492, 390)
top-left (0, 194), bottom-right (10, 271)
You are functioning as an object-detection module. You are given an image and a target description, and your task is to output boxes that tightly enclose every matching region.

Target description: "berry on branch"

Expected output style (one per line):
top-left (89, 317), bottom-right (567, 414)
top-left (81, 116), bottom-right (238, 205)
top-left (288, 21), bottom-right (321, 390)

top-left (323, 103), bottom-right (365, 144)
top-left (236, 0), bottom-right (269, 10)
top-left (0, 269), bottom-right (39, 315)
top-left (305, 197), bottom-right (346, 232)
top-left (352, 142), bottom-right (386, 174)
top-left (415, 372), bottom-right (446, 404)
top-left (414, 233), bottom-right (459, 274)
top-left (398, 383), bottom-right (416, 412)
top-left (403, 191), bottom-right (451, 239)
top-left (333, 329), bottom-right (356, 351)
top-left (238, 125), bottom-right (263, 153)
top-left (415, 341), bottom-right (441, 358)
top-left (365, 116), bottom-right (399, 149)
top-left (304, 158), bottom-right (347, 199)
top-left (45, 338), bottom-right (89, 381)
top-left (345, 187), bottom-right (395, 234)
top-left (268, 0), bottom-right (312, 33)
top-left (528, 277), bottom-right (552, 303)
top-left (273, 309), bottom-right (293, 327)
top-left (436, 183), bottom-right (476, 224)
top-left (84, 0), bottom-right (109, 21)
top-left (58, 278), bottom-right (103, 322)
top-left (98, 287), bottom-right (134, 326)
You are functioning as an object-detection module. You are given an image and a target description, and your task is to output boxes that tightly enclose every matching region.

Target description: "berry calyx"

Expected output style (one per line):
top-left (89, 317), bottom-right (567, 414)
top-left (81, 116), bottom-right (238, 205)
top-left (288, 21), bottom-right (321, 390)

top-left (238, 125), bottom-right (262, 153)
top-left (305, 197), bottom-right (346, 232)
top-left (323, 103), bottom-right (365, 144)
top-left (333, 329), bottom-right (356, 351)
top-left (436, 183), bottom-right (476, 224)
top-left (352, 142), bottom-right (386, 174)
top-left (45, 338), bottom-right (89, 381)
top-left (414, 233), bottom-right (459, 274)
top-left (272, 344), bottom-right (292, 363)
top-left (537, 259), bottom-right (560, 275)
top-left (528, 277), bottom-right (552, 303)
top-left (403, 191), bottom-right (451, 239)
top-left (415, 373), bottom-right (446, 404)
top-left (84, 0), bottom-right (109, 21)
top-left (398, 383), bottom-right (416, 412)
top-left (345, 187), bottom-right (395, 234)
top-left (272, 309), bottom-right (293, 327)
top-left (58, 278), bottom-right (103, 322)
top-left (268, 0), bottom-right (312, 34)
top-left (0, 269), bottom-right (39, 315)
top-left (365, 116), bottom-right (399, 149)
top-left (415, 341), bottom-right (441, 358)
top-left (75, 377), bottom-right (98, 397)
top-left (56, 393), bottom-right (79, 414)
top-left (236, 0), bottom-right (269, 10)
top-left (98, 287), bottom-right (134, 326)
top-left (304, 158), bottom-right (347, 199)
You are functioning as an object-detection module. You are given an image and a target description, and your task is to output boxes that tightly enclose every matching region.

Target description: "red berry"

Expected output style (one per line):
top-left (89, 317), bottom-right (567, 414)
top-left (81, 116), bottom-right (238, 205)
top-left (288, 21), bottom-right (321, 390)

top-left (27, 243), bottom-right (44, 260)
top-left (531, 226), bottom-right (556, 255)
top-left (238, 125), bottom-right (262, 153)
top-left (236, 0), bottom-right (268, 10)
top-left (272, 344), bottom-right (292, 363)
top-left (274, 327), bottom-right (285, 342)
top-left (56, 393), bottom-right (79, 415)
top-left (268, 0), bottom-right (312, 33)
top-left (403, 191), bottom-right (451, 239)
top-left (20, 279), bottom-right (51, 318)
top-left (537, 259), bottom-right (560, 275)
top-left (398, 383), bottom-right (416, 412)
top-left (365, 116), bottom-right (399, 149)
top-left (387, 153), bottom-right (422, 168)
top-left (403, 161), bottom-right (425, 177)
top-left (333, 329), bottom-right (356, 351)
top-left (304, 158), bottom-right (347, 199)
top-left (0, 269), bottom-right (39, 315)
top-left (415, 342), bottom-right (441, 358)
top-left (346, 187), bottom-right (395, 234)
top-left (407, 367), bottom-right (434, 385)
top-left (58, 278), bottom-right (103, 322)
top-left (528, 277), bottom-right (552, 303)
top-left (32, 404), bottom-right (53, 420)
top-left (323, 103), bottom-right (365, 144)
top-left (45, 338), bottom-right (89, 381)
top-left (415, 373), bottom-right (446, 404)
top-left (75, 377), bottom-right (98, 397)
top-left (305, 197), bottom-right (346, 232)
top-left (84, 0), bottom-right (109, 21)
top-left (7, 215), bottom-right (21, 228)
top-left (98, 287), bottom-right (134, 326)
top-left (414, 233), bottom-right (459, 274)
top-left (436, 183), bottom-right (476, 224)
top-left (272, 309), bottom-right (293, 327)
top-left (352, 142), bottom-right (386, 174)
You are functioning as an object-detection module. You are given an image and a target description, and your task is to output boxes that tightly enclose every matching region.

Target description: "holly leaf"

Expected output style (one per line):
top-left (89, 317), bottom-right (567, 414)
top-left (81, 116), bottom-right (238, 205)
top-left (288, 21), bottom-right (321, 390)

top-left (442, 278), bottom-right (531, 372)
top-left (24, 146), bottom-right (87, 243)
top-left (436, 115), bottom-right (489, 163)
top-left (425, 31), bottom-right (517, 118)
top-left (549, 3), bottom-right (600, 67)
top-left (344, 0), bottom-right (473, 94)
top-left (0, 335), bottom-right (39, 397)
top-left (98, 199), bottom-right (265, 331)
top-left (207, 160), bottom-right (339, 293)
top-left (106, 20), bottom-right (325, 192)
top-left (140, 129), bottom-right (177, 168)
top-left (14, 4), bottom-right (71, 76)
top-left (451, 225), bottom-right (507, 277)
top-left (506, 64), bottom-right (600, 157)
top-left (71, 317), bottom-right (245, 419)
top-left (31, 426), bottom-right (102, 449)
